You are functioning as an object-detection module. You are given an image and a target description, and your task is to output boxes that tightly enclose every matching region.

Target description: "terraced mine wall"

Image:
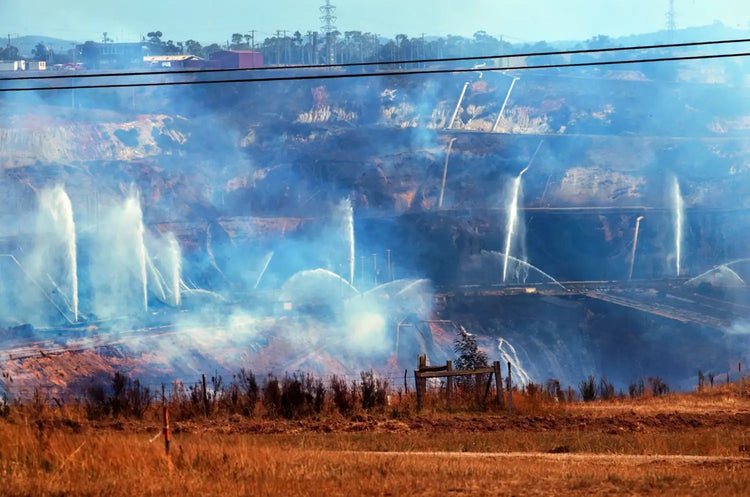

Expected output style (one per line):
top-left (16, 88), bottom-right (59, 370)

top-left (2, 67), bottom-right (750, 391)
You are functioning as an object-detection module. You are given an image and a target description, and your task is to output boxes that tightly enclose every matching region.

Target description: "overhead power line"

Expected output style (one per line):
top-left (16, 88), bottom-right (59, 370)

top-left (1, 36), bottom-right (750, 83)
top-left (1, 50), bottom-right (749, 93)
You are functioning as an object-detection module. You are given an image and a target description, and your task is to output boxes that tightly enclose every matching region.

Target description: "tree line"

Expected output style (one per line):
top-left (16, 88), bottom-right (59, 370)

top-left (0, 30), bottom-right (610, 67)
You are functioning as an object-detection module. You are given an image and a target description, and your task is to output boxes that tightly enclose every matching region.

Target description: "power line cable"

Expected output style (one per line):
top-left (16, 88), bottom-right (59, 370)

top-left (1, 36), bottom-right (750, 83)
top-left (2, 49), bottom-right (748, 93)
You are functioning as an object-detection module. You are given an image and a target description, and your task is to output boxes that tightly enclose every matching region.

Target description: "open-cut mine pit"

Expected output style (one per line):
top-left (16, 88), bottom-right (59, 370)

top-left (2, 68), bottom-right (750, 397)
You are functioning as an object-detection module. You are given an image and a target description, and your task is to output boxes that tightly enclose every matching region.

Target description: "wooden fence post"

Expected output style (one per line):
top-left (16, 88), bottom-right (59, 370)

top-left (412, 354), bottom-right (504, 412)
top-left (415, 355), bottom-right (427, 410)
top-left (494, 361), bottom-right (505, 408)
top-left (483, 373), bottom-right (493, 404)
top-left (740, 362), bottom-right (743, 397)
top-left (414, 369), bottom-right (422, 410)
top-left (419, 355), bottom-right (427, 401)
top-left (446, 360), bottom-right (453, 409)
top-left (507, 362), bottom-right (514, 414)
top-left (202, 373), bottom-right (209, 417)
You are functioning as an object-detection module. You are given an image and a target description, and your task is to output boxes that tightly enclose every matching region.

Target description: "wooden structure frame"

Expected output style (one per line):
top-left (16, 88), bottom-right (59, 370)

top-left (414, 355), bottom-right (506, 410)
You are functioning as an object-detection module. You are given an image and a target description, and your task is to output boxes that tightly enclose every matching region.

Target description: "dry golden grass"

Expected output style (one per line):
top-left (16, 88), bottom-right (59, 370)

top-left (1, 385), bottom-right (749, 496)
top-left (2, 427), bottom-right (749, 496)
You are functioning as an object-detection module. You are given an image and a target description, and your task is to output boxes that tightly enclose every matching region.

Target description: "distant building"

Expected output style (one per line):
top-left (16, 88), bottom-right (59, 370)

top-left (0, 60), bottom-right (26, 71)
top-left (76, 41), bottom-right (149, 69)
top-left (143, 54), bottom-right (200, 69)
top-left (27, 61), bottom-right (46, 71)
top-left (208, 50), bottom-right (263, 69)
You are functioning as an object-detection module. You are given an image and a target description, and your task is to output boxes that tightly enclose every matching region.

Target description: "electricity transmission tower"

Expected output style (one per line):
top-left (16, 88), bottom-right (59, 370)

top-left (320, 0), bottom-right (337, 64)
top-left (666, 0), bottom-right (677, 31)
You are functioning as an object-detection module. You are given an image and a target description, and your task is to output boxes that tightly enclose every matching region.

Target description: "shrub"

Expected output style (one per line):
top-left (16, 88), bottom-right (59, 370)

top-left (84, 383), bottom-right (110, 420)
top-left (360, 371), bottom-right (388, 410)
top-left (646, 377), bottom-right (669, 396)
top-left (109, 372), bottom-right (151, 419)
top-left (263, 375), bottom-right (282, 418)
top-left (629, 379), bottom-right (645, 398)
top-left (544, 379), bottom-right (563, 401)
top-left (526, 382), bottom-right (541, 397)
top-left (280, 375), bottom-right (306, 419)
top-left (209, 374), bottom-right (225, 413)
top-left (110, 371), bottom-right (128, 417)
top-left (330, 375), bottom-right (355, 414)
top-left (167, 381), bottom-right (204, 420)
top-left (125, 379), bottom-right (151, 418)
top-left (188, 383), bottom-right (204, 415)
top-left (598, 376), bottom-right (615, 400)
top-left (303, 374), bottom-right (325, 414)
top-left (0, 392), bottom-right (10, 418)
top-left (579, 375), bottom-right (597, 402)
top-left (564, 386), bottom-right (577, 402)
top-left (232, 368), bottom-right (259, 416)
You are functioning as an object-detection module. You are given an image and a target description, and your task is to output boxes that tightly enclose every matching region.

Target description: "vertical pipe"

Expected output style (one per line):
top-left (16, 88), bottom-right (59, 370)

top-left (163, 405), bottom-right (170, 455)
top-left (628, 216), bottom-right (644, 281)
top-left (447, 82), bottom-right (470, 129)
top-left (438, 138), bottom-right (457, 209)
top-left (162, 384), bottom-right (170, 456)
top-left (386, 249), bottom-right (392, 282)
top-left (492, 77), bottom-right (519, 132)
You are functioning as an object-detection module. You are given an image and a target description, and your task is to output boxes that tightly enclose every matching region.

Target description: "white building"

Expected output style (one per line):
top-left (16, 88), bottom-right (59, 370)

top-left (0, 60), bottom-right (26, 71)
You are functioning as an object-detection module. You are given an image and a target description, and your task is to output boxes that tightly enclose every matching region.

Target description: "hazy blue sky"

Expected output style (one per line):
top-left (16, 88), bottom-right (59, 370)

top-left (3, 1), bottom-right (750, 44)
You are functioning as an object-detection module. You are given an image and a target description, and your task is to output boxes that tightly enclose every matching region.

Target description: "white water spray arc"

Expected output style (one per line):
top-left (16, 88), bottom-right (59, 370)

top-left (124, 194), bottom-right (148, 312)
top-left (38, 186), bottom-right (79, 322)
top-left (498, 338), bottom-right (532, 386)
top-left (340, 198), bottom-right (355, 286)
top-left (167, 233), bottom-right (181, 306)
top-left (671, 176), bottom-right (685, 276)
top-left (502, 141), bottom-right (542, 283)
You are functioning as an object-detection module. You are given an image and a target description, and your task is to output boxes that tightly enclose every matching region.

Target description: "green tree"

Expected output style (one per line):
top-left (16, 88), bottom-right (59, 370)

top-left (79, 41), bottom-right (99, 67)
top-left (163, 40), bottom-right (181, 54)
top-left (454, 325), bottom-right (488, 371)
top-left (184, 39), bottom-right (203, 56)
top-left (395, 33), bottom-right (410, 62)
top-left (203, 43), bottom-right (222, 57)
top-left (31, 42), bottom-right (48, 61)
top-left (0, 45), bottom-right (20, 60)
top-left (146, 31), bottom-right (164, 55)
top-left (230, 33), bottom-right (247, 50)
top-left (585, 34), bottom-right (613, 50)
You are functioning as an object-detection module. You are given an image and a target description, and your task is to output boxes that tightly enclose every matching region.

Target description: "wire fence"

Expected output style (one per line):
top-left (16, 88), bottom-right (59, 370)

top-left (3, 369), bottom-right (430, 403)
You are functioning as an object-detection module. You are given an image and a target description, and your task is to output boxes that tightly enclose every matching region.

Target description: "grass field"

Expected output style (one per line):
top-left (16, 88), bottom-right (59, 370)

top-left (2, 386), bottom-right (750, 496)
